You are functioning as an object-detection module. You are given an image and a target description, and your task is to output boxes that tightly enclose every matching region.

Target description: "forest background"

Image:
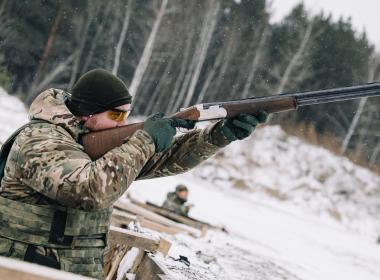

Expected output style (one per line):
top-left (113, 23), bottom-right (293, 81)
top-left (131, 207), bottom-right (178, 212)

top-left (0, 0), bottom-right (379, 170)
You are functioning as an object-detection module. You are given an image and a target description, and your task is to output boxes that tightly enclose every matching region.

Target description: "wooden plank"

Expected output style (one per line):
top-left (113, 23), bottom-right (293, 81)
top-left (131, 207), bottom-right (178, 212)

top-left (108, 226), bottom-right (171, 256)
top-left (130, 197), bottom-right (212, 231)
top-left (0, 256), bottom-right (94, 280)
top-left (111, 209), bottom-right (180, 236)
top-left (111, 209), bottom-right (136, 227)
top-left (108, 226), bottom-right (160, 251)
top-left (135, 254), bottom-right (176, 280)
top-left (114, 199), bottom-right (201, 237)
top-left (137, 216), bottom-right (182, 236)
top-left (157, 238), bottom-right (171, 256)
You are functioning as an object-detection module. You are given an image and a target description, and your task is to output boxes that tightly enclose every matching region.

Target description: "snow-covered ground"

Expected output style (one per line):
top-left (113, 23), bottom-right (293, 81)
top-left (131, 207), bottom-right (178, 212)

top-left (0, 87), bottom-right (28, 143)
top-left (1, 87), bottom-right (380, 280)
top-left (130, 175), bottom-right (380, 280)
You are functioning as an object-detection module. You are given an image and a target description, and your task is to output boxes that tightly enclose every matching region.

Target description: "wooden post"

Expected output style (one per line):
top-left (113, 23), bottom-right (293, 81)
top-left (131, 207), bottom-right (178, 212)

top-left (135, 254), bottom-right (175, 280)
top-left (137, 216), bottom-right (182, 236)
top-left (106, 245), bottom-right (130, 280)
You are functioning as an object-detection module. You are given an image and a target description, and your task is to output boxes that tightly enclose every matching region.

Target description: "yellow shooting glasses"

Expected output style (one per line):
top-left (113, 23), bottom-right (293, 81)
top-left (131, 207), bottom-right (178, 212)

top-left (107, 108), bottom-right (131, 122)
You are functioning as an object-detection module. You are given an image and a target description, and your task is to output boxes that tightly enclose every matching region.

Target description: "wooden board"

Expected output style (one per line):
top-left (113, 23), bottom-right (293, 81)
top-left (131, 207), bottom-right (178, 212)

top-left (135, 254), bottom-right (176, 280)
top-left (111, 209), bottom-right (136, 227)
top-left (128, 197), bottom-right (211, 231)
top-left (111, 208), bottom-right (181, 236)
top-left (0, 256), bottom-right (94, 280)
top-left (114, 199), bottom-right (201, 237)
top-left (137, 216), bottom-right (182, 236)
top-left (108, 226), bottom-right (171, 256)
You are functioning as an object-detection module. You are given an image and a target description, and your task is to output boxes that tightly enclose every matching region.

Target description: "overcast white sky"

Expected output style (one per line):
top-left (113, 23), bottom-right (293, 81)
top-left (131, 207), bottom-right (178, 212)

top-left (270, 0), bottom-right (380, 50)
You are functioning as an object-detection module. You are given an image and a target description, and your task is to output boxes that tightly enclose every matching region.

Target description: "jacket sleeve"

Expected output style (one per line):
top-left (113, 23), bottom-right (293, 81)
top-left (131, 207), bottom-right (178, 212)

top-left (16, 125), bottom-right (155, 210)
top-left (137, 122), bottom-right (228, 180)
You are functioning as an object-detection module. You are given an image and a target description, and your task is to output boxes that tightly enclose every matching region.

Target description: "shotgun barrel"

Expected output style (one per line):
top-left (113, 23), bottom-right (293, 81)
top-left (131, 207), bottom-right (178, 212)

top-left (81, 82), bottom-right (380, 160)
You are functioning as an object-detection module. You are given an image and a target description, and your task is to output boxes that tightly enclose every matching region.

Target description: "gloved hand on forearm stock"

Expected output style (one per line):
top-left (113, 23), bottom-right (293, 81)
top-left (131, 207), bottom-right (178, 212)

top-left (211, 112), bottom-right (268, 146)
top-left (143, 112), bottom-right (196, 152)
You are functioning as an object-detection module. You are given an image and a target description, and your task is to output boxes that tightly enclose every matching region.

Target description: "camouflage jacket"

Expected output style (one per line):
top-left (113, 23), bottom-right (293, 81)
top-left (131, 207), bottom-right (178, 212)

top-left (162, 192), bottom-right (189, 216)
top-left (0, 88), bottom-right (227, 210)
top-left (0, 88), bottom-right (231, 277)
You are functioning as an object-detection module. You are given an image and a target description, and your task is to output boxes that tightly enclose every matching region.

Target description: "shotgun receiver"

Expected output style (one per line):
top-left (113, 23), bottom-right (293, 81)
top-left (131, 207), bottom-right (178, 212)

top-left (81, 82), bottom-right (380, 160)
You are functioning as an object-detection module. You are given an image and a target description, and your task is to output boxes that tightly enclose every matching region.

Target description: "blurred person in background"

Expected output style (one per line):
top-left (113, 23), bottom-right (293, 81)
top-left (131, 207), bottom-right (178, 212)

top-left (162, 184), bottom-right (194, 216)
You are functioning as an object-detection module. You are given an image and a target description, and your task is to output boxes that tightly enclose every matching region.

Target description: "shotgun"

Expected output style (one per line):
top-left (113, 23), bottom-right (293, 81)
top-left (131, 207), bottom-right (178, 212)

top-left (80, 82), bottom-right (380, 160)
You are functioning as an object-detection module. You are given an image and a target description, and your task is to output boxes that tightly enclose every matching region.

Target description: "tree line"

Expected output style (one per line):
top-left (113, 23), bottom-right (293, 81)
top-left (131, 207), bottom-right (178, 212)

top-left (0, 0), bottom-right (380, 169)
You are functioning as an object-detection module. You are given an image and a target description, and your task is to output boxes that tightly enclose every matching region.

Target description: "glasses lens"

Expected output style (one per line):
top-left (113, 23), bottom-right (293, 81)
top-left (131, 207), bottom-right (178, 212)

top-left (107, 110), bottom-right (130, 122)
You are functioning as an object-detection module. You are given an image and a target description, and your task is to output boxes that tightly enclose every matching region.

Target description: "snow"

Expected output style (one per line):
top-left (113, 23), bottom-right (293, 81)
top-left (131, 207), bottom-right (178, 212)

top-left (0, 87), bottom-right (28, 143)
top-left (194, 125), bottom-right (380, 238)
top-left (0, 87), bottom-right (380, 279)
top-left (129, 175), bottom-right (380, 280)
top-left (117, 247), bottom-right (140, 280)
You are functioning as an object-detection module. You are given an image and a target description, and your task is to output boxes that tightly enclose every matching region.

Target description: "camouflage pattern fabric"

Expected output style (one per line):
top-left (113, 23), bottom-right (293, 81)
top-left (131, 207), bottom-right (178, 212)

top-left (0, 88), bottom-right (226, 278)
top-left (162, 192), bottom-right (189, 216)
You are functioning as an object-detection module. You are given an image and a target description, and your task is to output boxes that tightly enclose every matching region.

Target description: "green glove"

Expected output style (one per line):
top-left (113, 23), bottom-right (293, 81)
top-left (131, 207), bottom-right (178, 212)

top-left (143, 113), bottom-right (195, 152)
top-left (211, 112), bottom-right (268, 145)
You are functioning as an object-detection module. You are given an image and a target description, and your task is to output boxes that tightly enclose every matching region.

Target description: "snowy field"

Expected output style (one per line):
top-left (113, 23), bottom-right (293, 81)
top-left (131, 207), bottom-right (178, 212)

top-left (130, 175), bottom-right (380, 280)
top-left (1, 87), bottom-right (380, 280)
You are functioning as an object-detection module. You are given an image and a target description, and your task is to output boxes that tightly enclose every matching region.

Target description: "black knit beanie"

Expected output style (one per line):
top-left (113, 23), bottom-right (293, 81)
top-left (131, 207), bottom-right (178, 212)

top-left (66, 68), bottom-right (132, 116)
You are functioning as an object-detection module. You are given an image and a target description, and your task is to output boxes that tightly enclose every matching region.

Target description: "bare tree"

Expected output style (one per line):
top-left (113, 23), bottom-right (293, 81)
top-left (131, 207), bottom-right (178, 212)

top-left (143, 55), bottom-right (176, 114)
top-left (166, 30), bottom-right (195, 113)
top-left (241, 25), bottom-right (270, 99)
top-left (27, 0), bottom-right (64, 103)
top-left (129, 0), bottom-right (168, 97)
top-left (112, 0), bottom-right (133, 75)
top-left (33, 53), bottom-right (77, 93)
top-left (369, 140), bottom-right (380, 168)
top-left (68, 4), bottom-right (100, 89)
top-left (341, 55), bottom-right (380, 155)
top-left (276, 19), bottom-right (314, 94)
top-left (81, 4), bottom-right (112, 73)
top-left (182, 0), bottom-right (220, 107)
top-left (195, 47), bottom-right (224, 104)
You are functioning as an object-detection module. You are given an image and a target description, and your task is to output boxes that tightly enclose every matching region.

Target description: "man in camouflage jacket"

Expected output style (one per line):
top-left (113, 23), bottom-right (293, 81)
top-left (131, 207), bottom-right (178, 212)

top-left (162, 184), bottom-right (193, 216)
top-left (0, 69), bottom-right (267, 278)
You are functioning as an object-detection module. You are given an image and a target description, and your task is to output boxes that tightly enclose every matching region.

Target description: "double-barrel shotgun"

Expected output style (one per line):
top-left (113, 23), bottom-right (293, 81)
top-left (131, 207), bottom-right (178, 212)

top-left (80, 82), bottom-right (380, 160)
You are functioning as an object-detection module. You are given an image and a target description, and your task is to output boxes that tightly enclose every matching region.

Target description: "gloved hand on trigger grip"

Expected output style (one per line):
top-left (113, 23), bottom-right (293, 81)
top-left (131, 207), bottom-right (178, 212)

top-left (143, 113), bottom-right (196, 152)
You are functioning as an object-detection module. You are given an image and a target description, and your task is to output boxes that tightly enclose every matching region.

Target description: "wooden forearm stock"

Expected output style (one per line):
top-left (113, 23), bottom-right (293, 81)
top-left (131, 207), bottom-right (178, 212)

top-left (80, 96), bottom-right (297, 160)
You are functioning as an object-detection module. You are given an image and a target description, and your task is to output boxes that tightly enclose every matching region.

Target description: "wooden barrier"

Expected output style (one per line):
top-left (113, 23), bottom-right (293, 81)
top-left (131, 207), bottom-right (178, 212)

top-left (112, 207), bottom-right (182, 236)
top-left (128, 196), bottom-right (223, 234)
top-left (0, 256), bottom-right (94, 280)
top-left (108, 226), bottom-right (171, 256)
top-left (114, 199), bottom-right (201, 237)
